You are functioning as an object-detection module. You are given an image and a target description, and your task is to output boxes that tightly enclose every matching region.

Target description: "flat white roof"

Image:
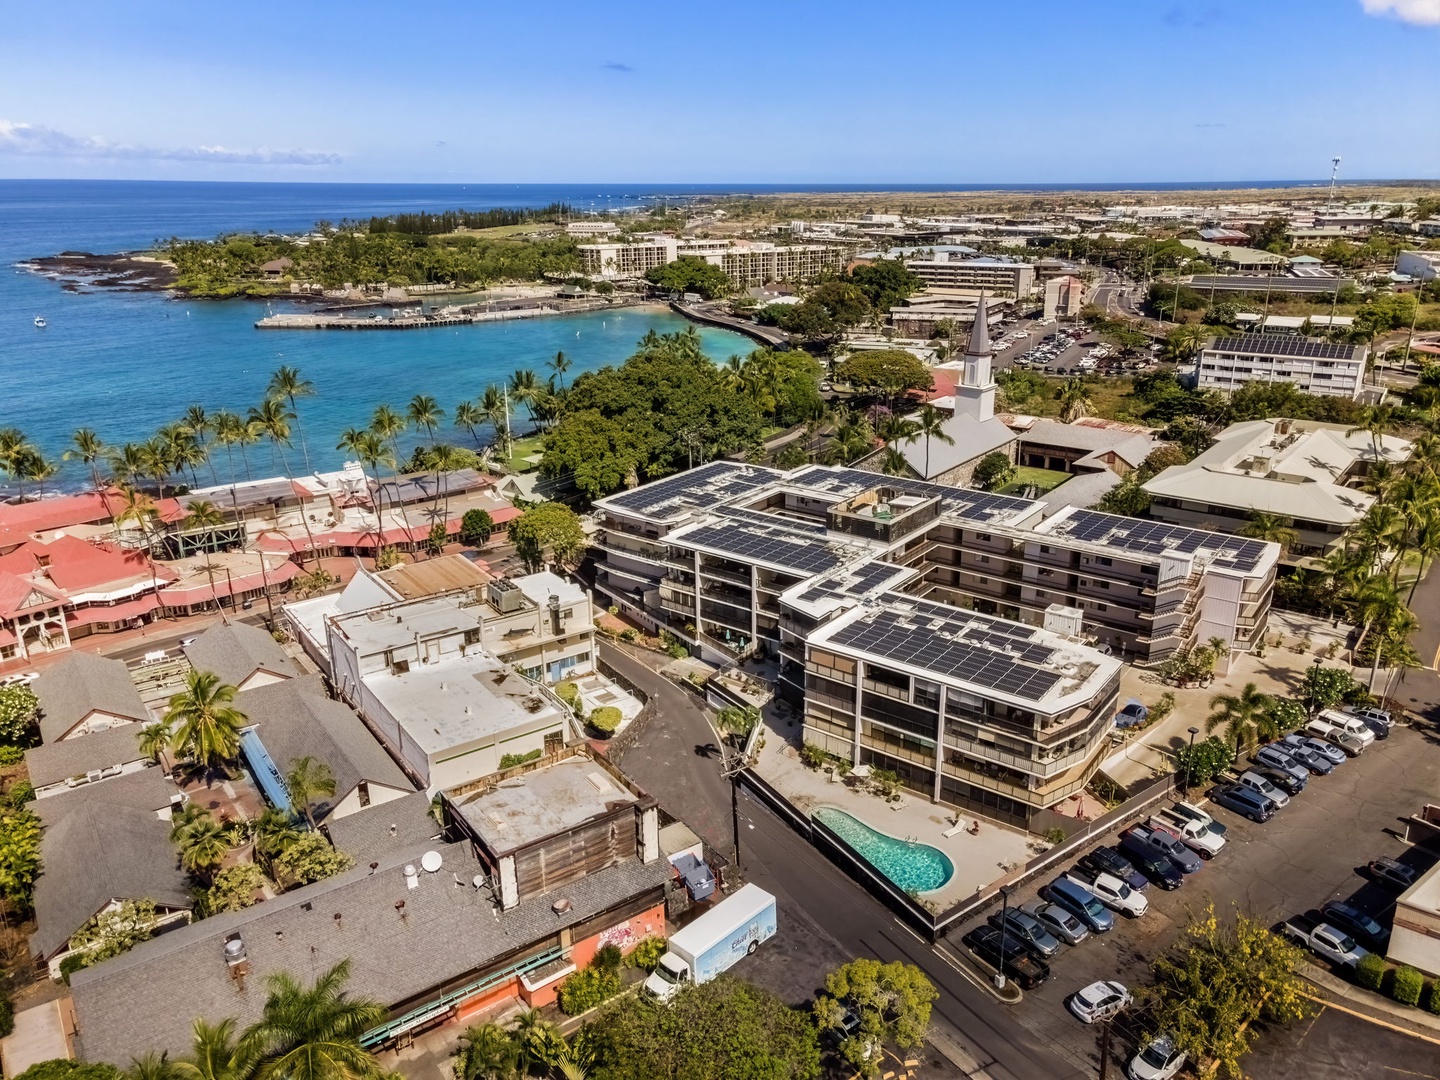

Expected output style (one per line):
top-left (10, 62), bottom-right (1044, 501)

top-left (363, 650), bottom-right (563, 756)
top-left (513, 571), bottom-right (586, 609)
top-left (332, 596), bottom-right (482, 655)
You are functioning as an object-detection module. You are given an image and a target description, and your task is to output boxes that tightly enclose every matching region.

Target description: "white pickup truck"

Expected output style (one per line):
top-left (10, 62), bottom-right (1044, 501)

top-left (1064, 869), bottom-right (1149, 918)
top-left (1281, 917), bottom-right (1369, 968)
top-left (1148, 810), bottom-right (1225, 859)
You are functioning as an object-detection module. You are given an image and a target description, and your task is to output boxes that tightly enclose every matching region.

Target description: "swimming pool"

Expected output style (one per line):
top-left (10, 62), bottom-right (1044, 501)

top-left (813, 807), bottom-right (955, 894)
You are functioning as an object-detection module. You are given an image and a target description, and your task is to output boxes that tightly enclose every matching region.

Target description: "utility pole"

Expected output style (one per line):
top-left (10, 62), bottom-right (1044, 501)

top-left (1098, 1017), bottom-right (1112, 1080)
top-left (1328, 155), bottom-right (1342, 212)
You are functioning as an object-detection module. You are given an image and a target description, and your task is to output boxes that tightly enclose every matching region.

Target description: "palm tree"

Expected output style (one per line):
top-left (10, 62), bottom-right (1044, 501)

top-left (1348, 402), bottom-right (1396, 463)
top-left (1350, 574), bottom-right (1400, 669)
top-left (453, 401), bottom-right (484, 448)
top-left (1408, 510), bottom-right (1440, 604)
top-left (212, 410), bottom-right (258, 482)
top-left (878, 447), bottom-right (910, 476)
top-left (718, 354), bottom-right (745, 394)
top-left (16, 448), bottom-right (60, 500)
top-left (370, 404), bottom-right (419, 549)
top-left (510, 1009), bottom-right (565, 1075)
top-left (454, 1023), bottom-right (518, 1080)
top-left (267, 366), bottom-right (317, 475)
top-left (248, 398), bottom-right (296, 475)
top-left (407, 394), bottom-right (445, 449)
top-left (1369, 604), bottom-right (1419, 693)
top-left (547, 350), bottom-right (573, 391)
top-left (338, 428), bottom-right (393, 563)
top-left (180, 405), bottom-right (221, 487)
top-left (509, 369), bottom-right (540, 426)
top-left (128, 1051), bottom-right (184, 1080)
top-left (138, 720), bottom-right (174, 765)
top-left (175, 1018), bottom-right (252, 1080)
top-left (176, 815), bottom-right (231, 878)
top-left (166, 670), bottom-right (247, 773)
top-left (253, 807), bottom-right (304, 865)
top-left (240, 960), bottom-right (387, 1080)
top-left (285, 756), bottom-right (337, 831)
top-left (0, 428), bottom-right (35, 500)
top-left (819, 420), bottom-right (874, 466)
top-left (1240, 512), bottom-right (1299, 554)
top-left (1205, 681), bottom-right (1271, 755)
top-left (907, 404), bottom-right (954, 479)
top-left (184, 500), bottom-right (229, 613)
top-left (64, 428), bottom-right (108, 492)
top-left (1057, 378), bottom-right (1093, 423)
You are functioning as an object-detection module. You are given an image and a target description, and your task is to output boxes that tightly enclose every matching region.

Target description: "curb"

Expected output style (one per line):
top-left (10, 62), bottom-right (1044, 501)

top-left (1301, 964), bottom-right (1440, 1039)
top-left (933, 940), bottom-right (1023, 1005)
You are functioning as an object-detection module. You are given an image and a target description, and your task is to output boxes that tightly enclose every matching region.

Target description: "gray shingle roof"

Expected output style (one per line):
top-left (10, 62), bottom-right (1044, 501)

top-left (894, 414), bottom-right (1016, 479)
top-left (26, 724), bottom-right (148, 789)
top-left (183, 623), bottom-right (299, 688)
top-left (33, 653), bottom-right (149, 743)
top-left (33, 766), bottom-right (179, 827)
top-left (234, 678), bottom-right (413, 819)
top-left (321, 791), bottom-right (440, 863)
top-left (71, 844), bottom-right (671, 1066)
top-left (31, 770), bottom-right (191, 960)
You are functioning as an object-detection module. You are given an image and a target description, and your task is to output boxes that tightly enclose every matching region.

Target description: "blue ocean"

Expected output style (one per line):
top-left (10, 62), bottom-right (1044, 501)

top-left (0, 181), bottom-right (766, 492)
top-left (0, 178), bottom-right (1331, 491)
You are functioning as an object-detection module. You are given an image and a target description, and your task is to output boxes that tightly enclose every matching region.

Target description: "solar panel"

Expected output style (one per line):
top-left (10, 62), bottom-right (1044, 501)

top-left (601, 462), bottom-right (783, 517)
top-left (1048, 509), bottom-right (1268, 573)
top-left (1208, 335), bottom-right (1360, 361)
top-left (677, 520), bottom-right (850, 575)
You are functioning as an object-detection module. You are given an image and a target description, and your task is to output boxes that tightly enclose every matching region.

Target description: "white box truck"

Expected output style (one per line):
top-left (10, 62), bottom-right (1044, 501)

top-left (643, 884), bottom-right (778, 1001)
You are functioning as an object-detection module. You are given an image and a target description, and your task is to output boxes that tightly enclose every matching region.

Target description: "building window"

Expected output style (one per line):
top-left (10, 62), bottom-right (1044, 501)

top-left (463, 628), bottom-right (481, 646)
top-left (357, 780), bottom-right (370, 807)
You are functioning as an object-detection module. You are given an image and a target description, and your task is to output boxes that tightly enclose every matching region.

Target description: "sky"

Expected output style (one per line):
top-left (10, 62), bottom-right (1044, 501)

top-left (0, 0), bottom-right (1437, 184)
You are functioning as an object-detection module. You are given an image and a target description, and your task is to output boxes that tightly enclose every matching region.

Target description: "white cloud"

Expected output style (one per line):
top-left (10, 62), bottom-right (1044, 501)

top-left (1360, 0), bottom-right (1440, 25)
top-left (0, 120), bottom-right (340, 165)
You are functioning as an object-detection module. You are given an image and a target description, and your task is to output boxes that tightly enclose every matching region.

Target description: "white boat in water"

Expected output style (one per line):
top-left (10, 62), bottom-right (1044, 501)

top-left (33, 316), bottom-right (46, 328)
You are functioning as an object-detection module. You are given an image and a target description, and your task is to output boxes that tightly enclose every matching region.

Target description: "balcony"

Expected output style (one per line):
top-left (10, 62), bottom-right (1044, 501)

top-left (698, 564), bottom-right (750, 588)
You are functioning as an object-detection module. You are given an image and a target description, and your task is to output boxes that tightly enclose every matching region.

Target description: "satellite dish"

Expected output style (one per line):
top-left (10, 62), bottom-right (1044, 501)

top-left (420, 850), bottom-right (443, 873)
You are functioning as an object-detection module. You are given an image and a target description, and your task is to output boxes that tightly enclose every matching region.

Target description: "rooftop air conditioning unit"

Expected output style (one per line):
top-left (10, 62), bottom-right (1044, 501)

top-left (488, 579), bottom-right (526, 614)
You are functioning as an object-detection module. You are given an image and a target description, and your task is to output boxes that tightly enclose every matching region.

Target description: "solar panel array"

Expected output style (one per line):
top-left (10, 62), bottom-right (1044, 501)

top-left (1209, 335), bottom-right (1360, 361)
top-left (1050, 509), bottom-right (1268, 572)
top-left (600, 462), bottom-right (781, 519)
top-left (786, 466), bottom-right (1038, 524)
top-left (715, 504), bottom-right (828, 535)
top-left (829, 595), bottom-right (1064, 701)
top-left (677, 520), bottom-right (851, 575)
top-left (796, 561), bottom-right (912, 603)
top-left (1188, 275), bottom-right (1342, 293)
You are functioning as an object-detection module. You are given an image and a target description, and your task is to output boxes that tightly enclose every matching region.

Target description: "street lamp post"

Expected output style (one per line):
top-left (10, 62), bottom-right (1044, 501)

top-left (1308, 656), bottom-right (1323, 717)
top-left (1185, 726), bottom-right (1200, 795)
top-left (994, 884), bottom-right (1015, 990)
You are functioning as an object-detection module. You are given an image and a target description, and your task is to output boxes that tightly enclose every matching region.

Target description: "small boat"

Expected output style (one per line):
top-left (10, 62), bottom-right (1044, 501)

top-left (33, 316), bottom-right (46, 328)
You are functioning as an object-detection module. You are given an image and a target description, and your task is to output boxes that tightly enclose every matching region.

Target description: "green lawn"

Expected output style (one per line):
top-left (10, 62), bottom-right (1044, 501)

top-left (501, 434), bottom-right (546, 472)
top-left (999, 466), bottom-right (1071, 496)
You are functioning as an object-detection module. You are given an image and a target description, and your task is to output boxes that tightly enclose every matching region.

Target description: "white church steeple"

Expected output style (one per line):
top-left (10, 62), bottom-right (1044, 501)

top-left (955, 293), bottom-right (997, 422)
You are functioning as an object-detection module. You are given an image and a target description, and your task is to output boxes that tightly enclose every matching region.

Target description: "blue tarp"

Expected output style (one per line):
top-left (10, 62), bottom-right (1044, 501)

top-left (239, 727), bottom-right (294, 813)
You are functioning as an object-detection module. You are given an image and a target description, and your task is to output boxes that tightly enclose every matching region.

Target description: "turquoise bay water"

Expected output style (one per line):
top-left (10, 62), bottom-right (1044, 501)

top-left (0, 180), bottom-right (754, 491)
top-left (812, 806), bottom-right (955, 893)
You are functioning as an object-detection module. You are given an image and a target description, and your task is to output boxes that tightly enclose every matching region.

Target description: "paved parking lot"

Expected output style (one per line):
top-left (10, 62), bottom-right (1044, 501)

top-left (947, 725), bottom-right (1440, 1077)
top-left (1245, 1002), bottom-right (1440, 1080)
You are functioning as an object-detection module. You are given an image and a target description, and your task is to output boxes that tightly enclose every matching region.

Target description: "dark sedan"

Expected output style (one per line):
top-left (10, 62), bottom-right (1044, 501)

top-left (963, 925), bottom-right (1051, 989)
top-left (1079, 846), bottom-right (1149, 892)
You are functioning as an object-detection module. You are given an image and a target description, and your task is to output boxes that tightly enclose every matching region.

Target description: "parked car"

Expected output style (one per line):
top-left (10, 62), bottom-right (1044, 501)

top-left (1320, 901), bottom-right (1391, 950)
top-left (1043, 878), bottom-right (1115, 933)
top-left (1308, 712), bottom-right (1374, 754)
top-left (1020, 900), bottom-right (1091, 946)
top-left (1353, 713), bottom-right (1391, 739)
top-left (1068, 980), bottom-right (1132, 1024)
top-left (1277, 735), bottom-right (1336, 774)
top-left (1368, 856), bottom-right (1421, 890)
top-left (962, 925), bottom-right (1051, 989)
top-left (1115, 701), bottom-right (1148, 729)
top-left (988, 907), bottom-right (1062, 959)
top-left (1116, 836), bottom-right (1185, 889)
top-left (1064, 870), bottom-right (1149, 918)
top-left (1209, 784), bottom-right (1276, 823)
top-left (1078, 846), bottom-right (1149, 891)
top-left (1237, 770), bottom-right (1291, 809)
top-left (1122, 826), bottom-right (1203, 874)
top-left (1293, 734), bottom-right (1347, 766)
top-left (1129, 1034), bottom-right (1186, 1080)
top-left (1345, 705), bottom-right (1394, 730)
top-left (1148, 812), bottom-right (1225, 858)
top-left (1252, 765), bottom-right (1307, 796)
top-left (1252, 745), bottom-right (1310, 786)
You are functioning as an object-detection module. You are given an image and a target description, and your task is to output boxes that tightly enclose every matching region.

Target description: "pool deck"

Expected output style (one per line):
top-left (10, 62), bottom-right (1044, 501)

top-left (753, 706), bottom-right (1035, 909)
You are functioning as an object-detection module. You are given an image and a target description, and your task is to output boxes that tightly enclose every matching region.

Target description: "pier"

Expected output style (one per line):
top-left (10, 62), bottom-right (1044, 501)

top-left (255, 296), bottom-right (635, 331)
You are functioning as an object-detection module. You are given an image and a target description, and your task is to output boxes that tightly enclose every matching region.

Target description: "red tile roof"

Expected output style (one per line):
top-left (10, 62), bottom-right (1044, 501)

top-left (66, 594), bottom-right (163, 626)
top-left (0, 535), bottom-right (164, 595)
top-left (0, 489), bottom-right (184, 532)
top-left (0, 572), bottom-right (65, 619)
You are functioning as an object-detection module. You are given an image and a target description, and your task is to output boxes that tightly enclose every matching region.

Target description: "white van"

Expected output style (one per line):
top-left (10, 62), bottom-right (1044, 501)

top-left (1319, 710), bottom-right (1377, 746)
top-left (1305, 716), bottom-right (1371, 755)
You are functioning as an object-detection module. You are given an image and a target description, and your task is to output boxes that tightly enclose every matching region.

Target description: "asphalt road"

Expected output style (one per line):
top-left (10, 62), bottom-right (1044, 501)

top-left (948, 723), bottom-right (1440, 1076)
top-left (601, 643), bottom-right (1085, 1080)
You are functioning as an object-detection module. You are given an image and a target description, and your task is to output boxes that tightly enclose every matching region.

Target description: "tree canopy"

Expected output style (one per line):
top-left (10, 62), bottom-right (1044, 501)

top-left (510, 503), bottom-right (588, 571)
top-left (585, 977), bottom-right (821, 1080)
top-left (643, 256), bottom-right (731, 299)
top-left (847, 258), bottom-right (925, 312)
top-left (541, 329), bottom-right (764, 500)
top-left (814, 959), bottom-right (936, 1079)
top-left (833, 350), bottom-right (933, 399)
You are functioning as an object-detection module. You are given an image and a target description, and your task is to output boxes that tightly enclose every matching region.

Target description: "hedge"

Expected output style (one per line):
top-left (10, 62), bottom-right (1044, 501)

top-left (557, 965), bottom-right (622, 1015)
top-left (1393, 965), bottom-right (1424, 1007)
top-left (589, 706), bottom-right (623, 736)
top-left (1355, 952), bottom-right (1386, 992)
top-left (1428, 980), bottom-right (1440, 1015)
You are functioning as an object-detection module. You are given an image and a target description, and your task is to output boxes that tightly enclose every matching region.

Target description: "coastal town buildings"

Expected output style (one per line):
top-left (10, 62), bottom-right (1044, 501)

top-left (1143, 418), bottom-right (1411, 560)
top-left (903, 254), bottom-right (1036, 298)
top-left (1194, 335), bottom-right (1368, 399)
top-left (578, 238), bottom-right (848, 286)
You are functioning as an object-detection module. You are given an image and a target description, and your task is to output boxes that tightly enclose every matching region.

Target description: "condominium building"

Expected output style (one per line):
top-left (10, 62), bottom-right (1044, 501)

top-left (1144, 418), bottom-right (1411, 559)
top-left (903, 254), bottom-right (1036, 298)
top-left (1044, 274), bottom-right (1086, 320)
top-left (578, 238), bottom-right (847, 286)
top-left (1195, 334), bottom-right (1367, 399)
top-left (1398, 250), bottom-right (1440, 282)
top-left (591, 459), bottom-right (1277, 824)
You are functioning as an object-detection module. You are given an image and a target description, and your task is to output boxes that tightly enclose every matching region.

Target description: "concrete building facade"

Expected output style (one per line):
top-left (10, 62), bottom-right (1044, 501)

top-left (1195, 334), bottom-right (1367, 399)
